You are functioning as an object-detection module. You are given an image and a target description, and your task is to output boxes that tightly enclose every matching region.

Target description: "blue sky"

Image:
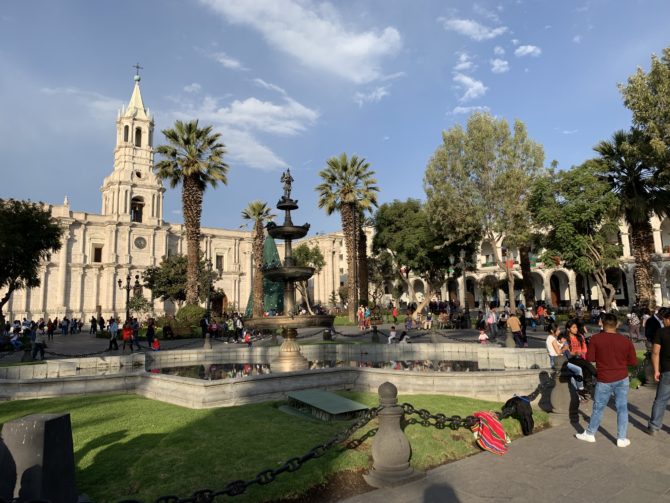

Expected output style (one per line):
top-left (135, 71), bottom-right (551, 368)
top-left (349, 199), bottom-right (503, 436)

top-left (1, 0), bottom-right (669, 234)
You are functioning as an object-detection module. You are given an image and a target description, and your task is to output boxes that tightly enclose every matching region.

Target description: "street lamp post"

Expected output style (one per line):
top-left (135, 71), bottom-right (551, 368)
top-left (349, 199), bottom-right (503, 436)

top-left (118, 273), bottom-right (140, 323)
top-left (204, 260), bottom-right (213, 350)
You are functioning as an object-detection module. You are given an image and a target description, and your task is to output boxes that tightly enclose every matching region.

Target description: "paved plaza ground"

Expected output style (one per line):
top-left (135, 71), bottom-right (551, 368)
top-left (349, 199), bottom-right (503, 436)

top-left (2, 323), bottom-right (667, 502)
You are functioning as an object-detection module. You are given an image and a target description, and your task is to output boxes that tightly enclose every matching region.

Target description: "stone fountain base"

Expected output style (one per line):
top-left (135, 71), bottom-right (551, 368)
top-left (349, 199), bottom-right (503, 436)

top-left (273, 330), bottom-right (309, 372)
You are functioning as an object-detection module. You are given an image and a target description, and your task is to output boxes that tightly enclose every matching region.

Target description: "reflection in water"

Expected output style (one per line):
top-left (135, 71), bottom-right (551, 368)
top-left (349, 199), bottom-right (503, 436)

top-left (155, 359), bottom-right (481, 381)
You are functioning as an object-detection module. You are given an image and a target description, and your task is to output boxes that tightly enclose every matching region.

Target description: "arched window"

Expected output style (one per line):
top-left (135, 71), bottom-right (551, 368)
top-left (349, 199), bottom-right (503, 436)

top-left (130, 196), bottom-right (145, 223)
top-left (135, 127), bottom-right (142, 147)
top-left (123, 125), bottom-right (129, 142)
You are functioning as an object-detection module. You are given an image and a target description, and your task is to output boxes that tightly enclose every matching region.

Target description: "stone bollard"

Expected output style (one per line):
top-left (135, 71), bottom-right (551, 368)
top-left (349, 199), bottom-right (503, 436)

top-left (1, 413), bottom-right (78, 503)
top-left (505, 325), bottom-right (516, 348)
top-left (549, 356), bottom-right (580, 422)
top-left (364, 382), bottom-right (424, 488)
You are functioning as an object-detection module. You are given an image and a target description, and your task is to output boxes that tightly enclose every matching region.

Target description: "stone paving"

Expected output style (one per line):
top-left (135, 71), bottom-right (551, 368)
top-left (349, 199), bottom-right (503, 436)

top-left (343, 383), bottom-right (670, 503)
top-left (3, 322), bottom-right (664, 503)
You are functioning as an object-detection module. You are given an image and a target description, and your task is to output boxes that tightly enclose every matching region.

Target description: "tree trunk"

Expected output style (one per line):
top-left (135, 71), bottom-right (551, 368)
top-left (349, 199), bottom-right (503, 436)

top-left (296, 281), bottom-right (314, 315)
top-left (251, 220), bottom-right (265, 318)
top-left (182, 175), bottom-right (203, 305)
top-left (341, 203), bottom-right (358, 322)
top-left (358, 225), bottom-right (369, 306)
top-left (593, 269), bottom-right (617, 312)
top-left (519, 245), bottom-right (535, 306)
top-left (630, 221), bottom-right (656, 310)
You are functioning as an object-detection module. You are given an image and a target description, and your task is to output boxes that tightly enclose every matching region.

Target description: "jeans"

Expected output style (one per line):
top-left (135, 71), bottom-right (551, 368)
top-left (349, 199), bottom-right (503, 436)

top-left (649, 371), bottom-right (670, 431)
top-left (586, 377), bottom-right (630, 440)
top-left (566, 362), bottom-right (584, 390)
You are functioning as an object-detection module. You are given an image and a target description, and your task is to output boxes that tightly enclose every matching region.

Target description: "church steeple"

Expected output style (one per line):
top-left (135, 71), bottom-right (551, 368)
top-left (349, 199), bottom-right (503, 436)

top-left (100, 69), bottom-right (164, 225)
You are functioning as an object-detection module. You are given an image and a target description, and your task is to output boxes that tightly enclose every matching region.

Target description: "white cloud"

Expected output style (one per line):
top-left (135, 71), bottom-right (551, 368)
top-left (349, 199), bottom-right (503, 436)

top-left (451, 105), bottom-right (490, 115)
top-left (439, 17), bottom-right (507, 41)
top-left (209, 51), bottom-right (246, 70)
top-left (473, 4), bottom-right (500, 23)
top-left (169, 89), bottom-right (319, 170)
top-left (453, 52), bottom-right (475, 72)
top-left (253, 78), bottom-right (286, 95)
top-left (514, 45), bottom-right (542, 57)
top-left (562, 129), bottom-right (579, 135)
top-left (453, 73), bottom-right (487, 102)
top-left (40, 87), bottom-right (123, 120)
top-left (184, 83), bottom-right (202, 93)
top-left (201, 0), bottom-right (402, 84)
top-left (353, 86), bottom-right (389, 107)
top-left (511, 38), bottom-right (519, 45)
top-left (490, 58), bottom-right (509, 73)
top-left (493, 46), bottom-right (505, 56)
top-left (573, 35), bottom-right (582, 44)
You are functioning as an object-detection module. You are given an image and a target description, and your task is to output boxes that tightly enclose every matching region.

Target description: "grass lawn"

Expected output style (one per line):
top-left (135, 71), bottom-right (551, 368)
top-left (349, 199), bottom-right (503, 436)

top-left (0, 392), bottom-right (549, 502)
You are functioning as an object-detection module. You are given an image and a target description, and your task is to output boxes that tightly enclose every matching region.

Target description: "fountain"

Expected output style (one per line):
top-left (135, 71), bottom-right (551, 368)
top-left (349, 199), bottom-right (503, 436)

top-left (244, 169), bottom-right (335, 372)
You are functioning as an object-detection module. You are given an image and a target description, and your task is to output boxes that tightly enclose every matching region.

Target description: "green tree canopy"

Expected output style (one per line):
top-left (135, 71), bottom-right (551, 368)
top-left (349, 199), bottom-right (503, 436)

top-left (373, 199), bottom-right (469, 316)
top-left (241, 200), bottom-right (275, 318)
top-left (619, 46), bottom-right (670, 169)
top-left (528, 161), bottom-right (622, 307)
top-left (424, 112), bottom-right (545, 307)
top-left (0, 199), bottom-right (62, 323)
top-left (143, 254), bottom-right (217, 308)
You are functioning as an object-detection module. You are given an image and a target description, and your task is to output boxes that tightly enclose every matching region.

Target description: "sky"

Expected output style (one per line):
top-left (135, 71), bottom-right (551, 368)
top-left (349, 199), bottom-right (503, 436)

top-left (1, 0), bottom-right (669, 234)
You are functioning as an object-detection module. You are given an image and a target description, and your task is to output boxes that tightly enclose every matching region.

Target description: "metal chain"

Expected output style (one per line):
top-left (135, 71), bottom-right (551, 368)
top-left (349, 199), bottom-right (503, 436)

top-left (119, 406), bottom-right (382, 503)
top-left (401, 403), bottom-right (480, 430)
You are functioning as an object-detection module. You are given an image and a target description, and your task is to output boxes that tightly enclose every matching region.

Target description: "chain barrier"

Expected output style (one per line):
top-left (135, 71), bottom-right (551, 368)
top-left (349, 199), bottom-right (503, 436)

top-left (401, 403), bottom-right (480, 429)
top-left (116, 405), bottom-right (382, 503)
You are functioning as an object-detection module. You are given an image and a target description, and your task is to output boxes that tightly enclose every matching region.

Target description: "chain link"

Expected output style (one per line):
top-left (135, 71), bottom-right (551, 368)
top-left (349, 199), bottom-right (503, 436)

top-left (401, 403), bottom-right (480, 430)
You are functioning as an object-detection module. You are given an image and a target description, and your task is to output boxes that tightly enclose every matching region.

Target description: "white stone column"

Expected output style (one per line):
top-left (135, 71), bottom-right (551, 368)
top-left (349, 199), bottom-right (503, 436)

top-left (653, 228), bottom-right (663, 254)
top-left (57, 225), bottom-right (72, 314)
top-left (458, 276), bottom-right (466, 308)
top-left (568, 271), bottom-right (577, 306)
top-left (544, 274), bottom-right (553, 307)
top-left (39, 267), bottom-right (48, 318)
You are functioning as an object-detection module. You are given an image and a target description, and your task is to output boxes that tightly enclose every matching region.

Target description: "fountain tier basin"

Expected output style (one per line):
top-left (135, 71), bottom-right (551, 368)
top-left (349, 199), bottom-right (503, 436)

top-left (266, 224), bottom-right (309, 241)
top-left (244, 313), bottom-right (334, 330)
top-left (262, 266), bottom-right (315, 283)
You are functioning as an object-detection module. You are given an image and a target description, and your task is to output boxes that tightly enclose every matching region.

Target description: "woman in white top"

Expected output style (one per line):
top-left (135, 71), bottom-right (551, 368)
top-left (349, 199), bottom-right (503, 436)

top-left (545, 322), bottom-right (562, 369)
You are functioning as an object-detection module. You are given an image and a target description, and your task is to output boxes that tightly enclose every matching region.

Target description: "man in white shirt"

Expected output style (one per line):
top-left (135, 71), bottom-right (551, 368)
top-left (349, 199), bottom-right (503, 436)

top-left (387, 326), bottom-right (397, 344)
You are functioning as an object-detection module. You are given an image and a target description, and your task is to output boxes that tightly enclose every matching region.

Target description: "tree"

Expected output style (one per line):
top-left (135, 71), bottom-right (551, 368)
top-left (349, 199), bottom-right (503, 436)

top-left (373, 199), bottom-right (466, 318)
top-left (424, 112), bottom-right (545, 310)
top-left (143, 254), bottom-right (217, 309)
top-left (367, 251), bottom-right (396, 307)
top-left (528, 161), bottom-right (623, 309)
top-left (0, 199), bottom-right (62, 324)
top-left (619, 46), bottom-right (670, 172)
top-left (317, 153), bottom-right (379, 322)
top-left (155, 119), bottom-right (229, 305)
top-left (594, 129), bottom-right (670, 309)
top-left (241, 201), bottom-right (275, 318)
top-left (127, 294), bottom-right (153, 319)
top-left (292, 243), bottom-right (325, 314)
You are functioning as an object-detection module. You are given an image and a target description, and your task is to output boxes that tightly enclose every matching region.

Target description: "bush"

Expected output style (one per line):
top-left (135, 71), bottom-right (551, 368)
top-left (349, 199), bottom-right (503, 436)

top-left (176, 304), bottom-right (207, 325)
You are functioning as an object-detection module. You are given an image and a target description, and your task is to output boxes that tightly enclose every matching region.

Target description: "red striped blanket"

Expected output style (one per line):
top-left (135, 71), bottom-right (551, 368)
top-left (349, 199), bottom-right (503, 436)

top-left (470, 411), bottom-right (511, 455)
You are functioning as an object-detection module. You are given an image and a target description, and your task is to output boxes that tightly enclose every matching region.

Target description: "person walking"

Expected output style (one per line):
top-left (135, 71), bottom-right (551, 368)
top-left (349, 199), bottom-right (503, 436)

top-left (647, 309), bottom-right (670, 435)
top-left (507, 311), bottom-right (523, 348)
top-left (575, 313), bottom-right (637, 447)
top-left (31, 329), bottom-right (47, 360)
top-left (108, 318), bottom-right (119, 351)
top-left (121, 321), bottom-right (133, 353)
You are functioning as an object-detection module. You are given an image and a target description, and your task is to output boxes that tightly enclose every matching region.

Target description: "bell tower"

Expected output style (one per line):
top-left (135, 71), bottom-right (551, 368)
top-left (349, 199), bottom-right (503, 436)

top-left (101, 68), bottom-right (164, 225)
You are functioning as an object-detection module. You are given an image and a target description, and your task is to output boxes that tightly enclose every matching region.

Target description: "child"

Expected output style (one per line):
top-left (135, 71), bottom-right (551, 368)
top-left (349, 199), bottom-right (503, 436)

top-left (244, 330), bottom-right (252, 347)
top-left (478, 329), bottom-right (489, 344)
top-left (151, 337), bottom-right (160, 351)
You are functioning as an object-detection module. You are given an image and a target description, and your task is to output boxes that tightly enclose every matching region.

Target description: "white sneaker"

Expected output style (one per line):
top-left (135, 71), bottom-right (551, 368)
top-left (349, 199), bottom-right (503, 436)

top-left (575, 432), bottom-right (596, 443)
top-left (617, 438), bottom-right (631, 448)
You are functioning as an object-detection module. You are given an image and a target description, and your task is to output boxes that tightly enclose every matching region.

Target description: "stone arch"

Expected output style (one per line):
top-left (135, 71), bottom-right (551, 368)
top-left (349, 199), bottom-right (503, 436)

top-left (530, 271), bottom-right (545, 302)
top-left (123, 125), bottom-right (129, 142)
top-left (465, 275), bottom-right (478, 308)
top-left (550, 270), bottom-right (571, 307)
top-left (412, 278), bottom-right (425, 302)
top-left (134, 127), bottom-right (142, 147)
top-left (605, 267), bottom-right (629, 308)
top-left (480, 241), bottom-right (495, 267)
top-left (130, 196), bottom-right (145, 223)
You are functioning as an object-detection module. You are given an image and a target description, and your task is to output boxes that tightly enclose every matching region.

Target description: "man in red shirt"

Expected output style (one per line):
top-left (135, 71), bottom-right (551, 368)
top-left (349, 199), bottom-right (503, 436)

top-left (575, 313), bottom-right (637, 447)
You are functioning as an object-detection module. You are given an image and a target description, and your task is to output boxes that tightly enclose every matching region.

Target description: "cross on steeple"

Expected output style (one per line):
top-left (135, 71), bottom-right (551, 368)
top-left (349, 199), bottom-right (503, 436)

top-left (132, 62), bottom-right (143, 81)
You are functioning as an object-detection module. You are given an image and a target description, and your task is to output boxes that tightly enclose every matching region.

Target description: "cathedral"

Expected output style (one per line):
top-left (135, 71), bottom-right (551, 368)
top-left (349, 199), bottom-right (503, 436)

top-left (5, 76), bottom-right (670, 323)
top-left (2, 76), bottom-right (346, 322)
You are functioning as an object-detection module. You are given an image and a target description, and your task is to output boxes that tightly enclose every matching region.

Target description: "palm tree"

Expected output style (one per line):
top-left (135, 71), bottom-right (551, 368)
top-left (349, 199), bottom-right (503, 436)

top-left (594, 129), bottom-right (670, 309)
top-left (241, 201), bottom-right (275, 318)
top-left (317, 153), bottom-right (379, 322)
top-left (155, 120), bottom-right (228, 305)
